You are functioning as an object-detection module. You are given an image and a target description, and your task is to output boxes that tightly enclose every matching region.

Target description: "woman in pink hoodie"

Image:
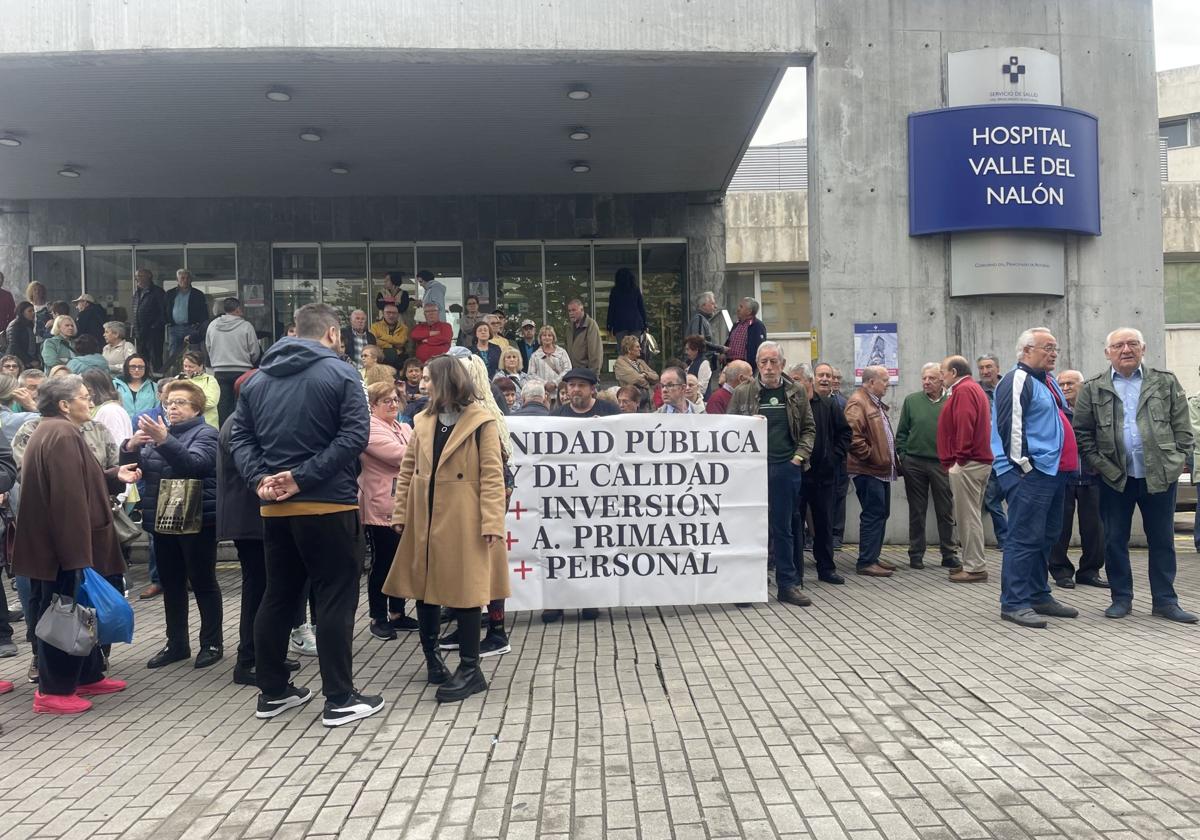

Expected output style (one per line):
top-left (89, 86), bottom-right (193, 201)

top-left (359, 381), bottom-right (415, 640)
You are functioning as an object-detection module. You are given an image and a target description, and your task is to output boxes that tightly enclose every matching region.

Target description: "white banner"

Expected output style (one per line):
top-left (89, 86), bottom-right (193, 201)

top-left (502, 414), bottom-right (768, 610)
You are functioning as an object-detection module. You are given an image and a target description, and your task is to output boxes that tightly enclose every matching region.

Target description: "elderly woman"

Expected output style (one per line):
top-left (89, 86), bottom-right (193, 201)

top-left (359, 381), bottom-right (416, 641)
top-left (384, 354), bottom-right (511, 703)
top-left (683, 334), bottom-right (713, 396)
top-left (527, 325), bottom-right (571, 385)
top-left (42, 315), bottom-right (77, 369)
top-left (179, 351), bottom-right (220, 428)
top-left (13, 374), bottom-right (137, 714)
top-left (495, 347), bottom-right (528, 403)
top-left (5, 302), bottom-right (38, 369)
top-left (115, 354), bottom-right (157, 418)
top-left (615, 385), bottom-right (646, 414)
top-left (614, 334), bottom-right (660, 389)
top-left (359, 344), bottom-right (383, 381)
top-left (470, 321), bottom-right (501, 378)
top-left (102, 322), bottom-right (136, 374)
top-left (0, 355), bottom-right (21, 378)
top-left (124, 379), bottom-right (221, 670)
top-left (685, 373), bottom-right (708, 414)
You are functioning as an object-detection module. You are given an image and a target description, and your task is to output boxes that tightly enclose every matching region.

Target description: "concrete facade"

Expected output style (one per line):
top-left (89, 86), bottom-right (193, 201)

top-left (1160, 64), bottom-right (1200, 183)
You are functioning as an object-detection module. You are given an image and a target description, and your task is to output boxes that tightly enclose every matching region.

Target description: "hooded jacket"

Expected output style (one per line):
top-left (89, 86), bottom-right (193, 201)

top-left (229, 337), bottom-right (369, 507)
top-left (205, 314), bottom-right (262, 374)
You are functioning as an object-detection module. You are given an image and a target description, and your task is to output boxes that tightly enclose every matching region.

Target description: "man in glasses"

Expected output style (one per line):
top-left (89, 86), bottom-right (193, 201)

top-left (991, 327), bottom-right (1078, 629)
top-left (1073, 328), bottom-right (1196, 623)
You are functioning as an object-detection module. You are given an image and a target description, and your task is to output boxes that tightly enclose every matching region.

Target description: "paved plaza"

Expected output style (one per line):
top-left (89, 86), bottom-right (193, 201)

top-left (3, 542), bottom-right (1200, 839)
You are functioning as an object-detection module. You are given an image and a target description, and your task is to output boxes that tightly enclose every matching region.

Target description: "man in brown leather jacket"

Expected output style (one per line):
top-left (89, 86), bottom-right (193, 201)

top-left (844, 365), bottom-right (901, 577)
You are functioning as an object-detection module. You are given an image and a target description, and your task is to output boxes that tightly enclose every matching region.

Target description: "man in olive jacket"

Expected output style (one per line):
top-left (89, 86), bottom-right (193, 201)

top-left (730, 341), bottom-right (816, 606)
top-left (1072, 327), bottom-right (1196, 623)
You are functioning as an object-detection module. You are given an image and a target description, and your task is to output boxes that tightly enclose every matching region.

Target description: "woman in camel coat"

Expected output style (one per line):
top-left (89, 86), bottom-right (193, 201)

top-left (384, 354), bottom-right (509, 704)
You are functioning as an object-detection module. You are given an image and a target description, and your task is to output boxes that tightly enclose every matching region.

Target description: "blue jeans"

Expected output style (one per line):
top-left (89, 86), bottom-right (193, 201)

top-left (997, 468), bottom-right (1065, 612)
top-left (983, 470), bottom-right (1008, 547)
top-left (767, 461), bottom-right (804, 591)
top-left (1099, 477), bottom-right (1178, 607)
top-left (853, 475), bottom-right (891, 569)
top-left (167, 323), bottom-right (192, 358)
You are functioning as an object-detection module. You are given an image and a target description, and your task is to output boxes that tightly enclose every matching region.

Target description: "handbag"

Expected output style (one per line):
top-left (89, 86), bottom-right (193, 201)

top-left (77, 567), bottom-right (135, 645)
top-left (111, 498), bottom-right (141, 546)
top-left (154, 478), bottom-right (203, 535)
top-left (34, 591), bottom-right (98, 656)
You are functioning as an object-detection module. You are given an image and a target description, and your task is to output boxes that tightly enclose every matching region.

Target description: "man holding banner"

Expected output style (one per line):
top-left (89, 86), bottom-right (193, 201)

top-left (729, 341), bottom-right (815, 606)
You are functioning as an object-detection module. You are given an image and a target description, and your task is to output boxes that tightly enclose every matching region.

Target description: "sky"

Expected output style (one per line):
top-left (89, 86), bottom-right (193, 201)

top-left (750, 0), bottom-right (1200, 146)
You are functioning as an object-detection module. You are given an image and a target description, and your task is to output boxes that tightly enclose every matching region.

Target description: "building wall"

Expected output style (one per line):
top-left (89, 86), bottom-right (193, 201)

top-left (724, 191), bottom-right (808, 266)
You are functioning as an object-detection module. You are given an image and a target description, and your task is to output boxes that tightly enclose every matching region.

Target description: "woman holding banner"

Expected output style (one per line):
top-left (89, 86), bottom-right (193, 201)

top-left (384, 354), bottom-right (511, 703)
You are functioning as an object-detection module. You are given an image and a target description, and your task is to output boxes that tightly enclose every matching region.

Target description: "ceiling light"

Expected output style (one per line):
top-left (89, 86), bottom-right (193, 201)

top-left (330, 165), bottom-right (349, 175)
top-left (570, 161), bottom-right (591, 174)
top-left (265, 89), bottom-right (292, 102)
top-left (0, 136), bottom-right (20, 148)
top-left (569, 128), bottom-right (591, 141)
top-left (58, 166), bottom-right (80, 178)
top-left (299, 130), bottom-right (322, 142)
top-left (567, 88), bottom-right (591, 100)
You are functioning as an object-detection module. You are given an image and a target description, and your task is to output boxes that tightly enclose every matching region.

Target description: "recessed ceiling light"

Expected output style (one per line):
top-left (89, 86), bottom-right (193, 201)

top-left (330, 165), bottom-right (349, 175)
top-left (58, 166), bottom-right (80, 178)
top-left (567, 88), bottom-right (591, 100)
top-left (570, 161), bottom-right (591, 174)
top-left (265, 89), bottom-right (292, 102)
top-left (569, 128), bottom-right (591, 141)
top-left (299, 130), bottom-right (322, 142)
top-left (0, 136), bottom-right (20, 148)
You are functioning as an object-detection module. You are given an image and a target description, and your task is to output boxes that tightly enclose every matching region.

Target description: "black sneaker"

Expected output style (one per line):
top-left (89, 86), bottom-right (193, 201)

top-left (479, 631), bottom-right (511, 658)
top-left (438, 627), bottom-right (461, 650)
top-left (388, 615), bottom-right (420, 631)
top-left (255, 684), bottom-right (313, 719)
top-left (369, 620), bottom-right (397, 641)
top-left (322, 691), bottom-right (385, 727)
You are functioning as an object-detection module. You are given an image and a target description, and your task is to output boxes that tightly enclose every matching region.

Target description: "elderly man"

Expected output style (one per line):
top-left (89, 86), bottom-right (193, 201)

top-left (991, 327), bottom-right (1078, 629)
top-left (132, 268), bottom-right (167, 373)
top-left (845, 365), bottom-right (900, 577)
top-left (977, 353), bottom-right (1008, 548)
top-left (72, 293), bottom-right (108, 342)
top-left (416, 270), bottom-right (446, 316)
top-left (340, 309), bottom-right (375, 367)
top-left (410, 303), bottom-right (453, 363)
top-left (165, 269), bottom-right (209, 358)
top-left (706, 360), bottom-right (751, 414)
top-left (565, 299), bottom-right (603, 376)
top-left (896, 363), bottom-right (960, 571)
top-left (730, 342), bottom-right (816, 606)
top-left (937, 356), bottom-right (993, 582)
top-left (370, 302), bottom-right (409, 365)
top-left (794, 362), bottom-right (851, 585)
top-left (726, 297), bottom-right (767, 372)
top-left (514, 380), bottom-right (550, 416)
top-left (1073, 328), bottom-right (1195, 622)
top-left (1049, 370), bottom-right (1106, 589)
top-left (824, 366), bottom-right (851, 548)
top-left (657, 367), bottom-right (697, 414)
top-left (687, 291), bottom-right (729, 365)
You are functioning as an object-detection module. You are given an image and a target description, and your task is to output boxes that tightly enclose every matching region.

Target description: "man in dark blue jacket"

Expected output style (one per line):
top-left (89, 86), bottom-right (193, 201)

top-left (230, 303), bottom-right (381, 727)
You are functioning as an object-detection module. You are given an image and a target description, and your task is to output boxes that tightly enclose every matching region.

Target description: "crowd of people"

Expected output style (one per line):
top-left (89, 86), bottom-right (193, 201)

top-left (0, 261), bottom-right (1195, 730)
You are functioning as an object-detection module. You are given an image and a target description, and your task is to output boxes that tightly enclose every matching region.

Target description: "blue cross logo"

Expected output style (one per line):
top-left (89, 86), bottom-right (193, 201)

top-left (1003, 56), bottom-right (1026, 84)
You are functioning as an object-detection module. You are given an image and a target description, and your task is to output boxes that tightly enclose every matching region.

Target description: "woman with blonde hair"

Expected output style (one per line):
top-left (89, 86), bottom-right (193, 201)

top-left (527, 325), bottom-right (570, 385)
top-left (363, 363), bottom-right (397, 388)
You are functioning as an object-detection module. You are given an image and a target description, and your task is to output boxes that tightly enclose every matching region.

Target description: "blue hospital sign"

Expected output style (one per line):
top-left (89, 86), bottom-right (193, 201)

top-left (908, 104), bottom-right (1100, 236)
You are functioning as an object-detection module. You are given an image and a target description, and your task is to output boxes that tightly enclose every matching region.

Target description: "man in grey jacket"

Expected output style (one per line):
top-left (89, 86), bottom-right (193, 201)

top-left (206, 297), bottom-right (261, 425)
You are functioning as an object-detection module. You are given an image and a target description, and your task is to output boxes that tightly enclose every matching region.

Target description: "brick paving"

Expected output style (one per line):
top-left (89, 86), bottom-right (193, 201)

top-left (3, 541), bottom-right (1200, 839)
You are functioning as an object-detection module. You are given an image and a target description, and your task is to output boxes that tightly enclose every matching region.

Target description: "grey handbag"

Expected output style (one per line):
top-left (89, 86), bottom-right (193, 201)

top-left (34, 593), bottom-right (98, 656)
top-left (111, 499), bottom-right (141, 546)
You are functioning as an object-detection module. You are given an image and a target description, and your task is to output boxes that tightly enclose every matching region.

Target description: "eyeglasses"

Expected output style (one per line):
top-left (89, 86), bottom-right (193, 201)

top-left (127, 364), bottom-right (146, 370)
top-left (1029, 344), bottom-right (1059, 354)
top-left (377, 398), bottom-right (399, 406)
top-left (164, 398), bottom-right (192, 408)
top-left (1107, 341), bottom-right (1142, 351)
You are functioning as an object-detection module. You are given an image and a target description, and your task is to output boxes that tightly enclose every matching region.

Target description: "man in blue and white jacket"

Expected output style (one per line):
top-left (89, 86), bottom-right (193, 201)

top-left (990, 327), bottom-right (1079, 629)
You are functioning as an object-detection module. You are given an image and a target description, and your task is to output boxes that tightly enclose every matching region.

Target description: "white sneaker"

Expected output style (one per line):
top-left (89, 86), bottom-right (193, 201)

top-left (289, 623), bottom-right (318, 657)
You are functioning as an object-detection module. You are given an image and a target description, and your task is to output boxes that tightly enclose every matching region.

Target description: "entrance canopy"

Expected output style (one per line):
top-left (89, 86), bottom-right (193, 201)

top-left (0, 55), bottom-right (783, 199)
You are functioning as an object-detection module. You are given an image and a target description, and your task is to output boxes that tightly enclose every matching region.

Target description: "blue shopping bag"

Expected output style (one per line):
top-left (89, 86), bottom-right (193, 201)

top-left (77, 567), bottom-right (135, 645)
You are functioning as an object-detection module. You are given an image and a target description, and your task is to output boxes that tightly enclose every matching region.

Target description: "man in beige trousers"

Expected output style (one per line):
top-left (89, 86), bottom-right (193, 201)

top-left (937, 356), bottom-right (993, 582)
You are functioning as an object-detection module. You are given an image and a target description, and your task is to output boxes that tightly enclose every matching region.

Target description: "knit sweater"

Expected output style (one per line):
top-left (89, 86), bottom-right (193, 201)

top-left (895, 390), bottom-right (946, 460)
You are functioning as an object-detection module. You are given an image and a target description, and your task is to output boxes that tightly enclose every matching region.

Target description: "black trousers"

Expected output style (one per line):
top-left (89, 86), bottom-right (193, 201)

top-left (365, 525), bottom-right (405, 621)
top-left (235, 539), bottom-right (265, 668)
top-left (214, 371), bottom-right (245, 428)
top-left (0, 572), bottom-right (13, 644)
top-left (136, 326), bottom-right (164, 374)
top-left (1049, 482), bottom-right (1105, 581)
top-left (31, 570), bottom-right (105, 696)
top-left (258, 511), bottom-right (361, 700)
top-left (832, 463), bottom-right (850, 542)
top-left (796, 470), bottom-right (838, 580)
top-left (154, 526), bottom-right (223, 651)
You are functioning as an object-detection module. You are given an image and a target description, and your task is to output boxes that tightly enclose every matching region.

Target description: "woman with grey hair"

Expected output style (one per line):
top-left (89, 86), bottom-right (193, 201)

top-left (102, 321), bottom-right (136, 374)
top-left (41, 315), bottom-right (77, 369)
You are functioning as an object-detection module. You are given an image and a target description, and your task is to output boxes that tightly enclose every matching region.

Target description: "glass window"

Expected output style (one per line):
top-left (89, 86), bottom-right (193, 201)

top-left (759, 270), bottom-right (811, 334)
top-left (640, 242), bottom-right (686, 362)
top-left (594, 242), bottom-right (640, 361)
top-left (416, 244), bottom-right (464, 335)
top-left (1162, 119), bottom-right (1190, 149)
top-left (1165, 261), bottom-right (1200, 324)
top-left (496, 244), bottom-right (544, 337)
top-left (135, 247), bottom-right (186, 301)
top-left (186, 246), bottom-right (238, 319)
top-left (84, 248), bottom-right (133, 322)
top-left (544, 244), bottom-right (593, 353)
top-left (320, 244), bottom-right (369, 325)
top-left (272, 246), bottom-right (319, 337)
top-left (31, 248), bottom-right (83, 306)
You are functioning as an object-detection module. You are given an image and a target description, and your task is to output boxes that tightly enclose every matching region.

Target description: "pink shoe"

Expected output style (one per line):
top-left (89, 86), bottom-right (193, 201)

top-left (33, 691), bottom-right (92, 714)
top-left (76, 677), bottom-right (127, 697)
top-left (0, 680), bottom-right (12, 695)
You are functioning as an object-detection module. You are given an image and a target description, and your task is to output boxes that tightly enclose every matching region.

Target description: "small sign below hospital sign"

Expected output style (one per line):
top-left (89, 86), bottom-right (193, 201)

top-left (908, 103), bottom-right (1100, 237)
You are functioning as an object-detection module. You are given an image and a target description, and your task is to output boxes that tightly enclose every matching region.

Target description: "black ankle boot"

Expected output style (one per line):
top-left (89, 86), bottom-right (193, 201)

top-left (417, 602), bottom-right (449, 684)
top-left (436, 608), bottom-right (487, 703)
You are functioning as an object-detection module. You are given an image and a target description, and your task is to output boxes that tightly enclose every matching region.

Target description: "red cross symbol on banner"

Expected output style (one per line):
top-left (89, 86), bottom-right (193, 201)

top-left (505, 532), bottom-right (519, 551)
top-left (513, 561), bottom-right (534, 580)
top-left (509, 501), bottom-right (527, 520)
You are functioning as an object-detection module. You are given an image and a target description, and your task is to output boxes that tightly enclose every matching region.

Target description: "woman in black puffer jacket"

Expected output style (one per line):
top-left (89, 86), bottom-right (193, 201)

top-left (122, 378), bottom-right (221, 671)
